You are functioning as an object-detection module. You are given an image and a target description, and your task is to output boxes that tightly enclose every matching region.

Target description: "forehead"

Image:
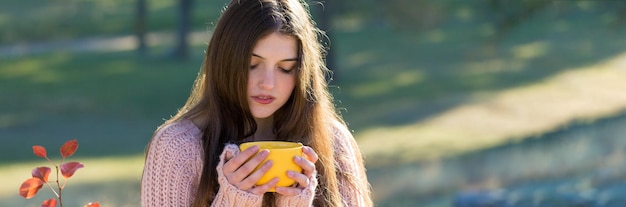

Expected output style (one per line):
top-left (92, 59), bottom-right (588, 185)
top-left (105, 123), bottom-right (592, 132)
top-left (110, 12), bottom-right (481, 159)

top-left (252, 32), bottom-right (298, 59)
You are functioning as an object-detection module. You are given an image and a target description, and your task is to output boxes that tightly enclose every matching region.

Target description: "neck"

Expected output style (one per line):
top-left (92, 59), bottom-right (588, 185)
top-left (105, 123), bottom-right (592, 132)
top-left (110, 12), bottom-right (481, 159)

top-left (251, 116), bottom-right (275, 141)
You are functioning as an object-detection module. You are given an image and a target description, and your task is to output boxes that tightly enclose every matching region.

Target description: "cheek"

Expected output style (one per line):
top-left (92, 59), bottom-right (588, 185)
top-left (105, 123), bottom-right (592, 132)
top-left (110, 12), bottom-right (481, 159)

top-left (247, 73), bottom-right (256, 93)
top-left (286, 75), bottom-right (296, 92)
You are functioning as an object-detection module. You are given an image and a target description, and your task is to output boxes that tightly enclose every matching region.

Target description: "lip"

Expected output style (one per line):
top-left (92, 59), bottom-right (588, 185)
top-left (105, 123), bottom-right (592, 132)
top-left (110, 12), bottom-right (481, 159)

top-left (252, 95), bottom-right (275, 104)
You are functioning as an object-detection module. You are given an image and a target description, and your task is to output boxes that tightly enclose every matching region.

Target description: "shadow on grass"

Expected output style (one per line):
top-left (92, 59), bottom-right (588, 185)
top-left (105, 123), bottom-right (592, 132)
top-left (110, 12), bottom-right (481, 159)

top-left (0, 116), bottom-right (157, 164)
top-left (0, 50), bottom-right (205, 164)
top-left (333, 6), bottom-right (626, 132)
top-left (369, 112), bottom-right (626, 206)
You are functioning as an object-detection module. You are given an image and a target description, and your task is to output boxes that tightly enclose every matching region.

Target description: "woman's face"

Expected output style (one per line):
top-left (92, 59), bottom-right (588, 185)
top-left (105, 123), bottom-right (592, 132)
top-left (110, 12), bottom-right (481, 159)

top-left (247, 32), bottom-right (298, 119)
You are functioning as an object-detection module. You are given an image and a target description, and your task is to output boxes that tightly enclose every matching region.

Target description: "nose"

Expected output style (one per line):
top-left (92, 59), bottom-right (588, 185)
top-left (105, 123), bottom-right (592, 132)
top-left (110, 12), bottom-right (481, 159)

top-left (258, 67), bottom-right (275, 90)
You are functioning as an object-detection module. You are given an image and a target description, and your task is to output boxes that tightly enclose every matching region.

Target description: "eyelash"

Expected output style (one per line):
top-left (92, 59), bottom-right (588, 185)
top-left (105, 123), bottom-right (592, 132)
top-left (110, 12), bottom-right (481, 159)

top-left (280, 67), bottom-right (294, 74)
top-left (250, 65), bottom-right (295, 74)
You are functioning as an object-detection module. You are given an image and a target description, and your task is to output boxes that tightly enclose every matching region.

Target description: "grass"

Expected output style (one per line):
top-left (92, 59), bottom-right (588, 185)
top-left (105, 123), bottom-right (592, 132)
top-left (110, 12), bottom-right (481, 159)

top-left (370, 113), bottom-right (626, 206)
top-left (0, 50), bottom-right (204, 163)
top-left (0, 155), bottom-right (144, 206)
top-left (333, 17), bottom-right (626, 131)
top-left (2, 1), bottom-right (626, 206)
top-left (358, 54), bottom-right (626, 166)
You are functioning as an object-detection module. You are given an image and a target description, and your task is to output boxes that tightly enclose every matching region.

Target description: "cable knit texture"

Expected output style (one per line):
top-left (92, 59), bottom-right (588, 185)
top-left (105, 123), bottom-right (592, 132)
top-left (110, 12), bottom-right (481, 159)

top-left (274, 170), bottom-right (318, 207)
top-left (141, 119), bottom-right (371, 207)
top-left (332, 121), bottom-right (372, 207)
top-left (211, 144), bottom-right (264, 206)
top-left (141, 119), bottom-right (203, 207)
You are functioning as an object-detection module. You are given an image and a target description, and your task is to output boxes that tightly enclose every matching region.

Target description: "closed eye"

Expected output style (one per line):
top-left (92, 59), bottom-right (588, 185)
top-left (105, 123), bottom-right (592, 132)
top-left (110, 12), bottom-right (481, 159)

top-left (279, 67), bottom-right (295, 74)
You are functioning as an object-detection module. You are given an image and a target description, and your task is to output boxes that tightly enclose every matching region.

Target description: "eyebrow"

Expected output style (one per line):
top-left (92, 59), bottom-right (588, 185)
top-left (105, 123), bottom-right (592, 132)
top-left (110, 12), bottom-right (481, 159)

top-left (252, 53), bottom-right (298, 62)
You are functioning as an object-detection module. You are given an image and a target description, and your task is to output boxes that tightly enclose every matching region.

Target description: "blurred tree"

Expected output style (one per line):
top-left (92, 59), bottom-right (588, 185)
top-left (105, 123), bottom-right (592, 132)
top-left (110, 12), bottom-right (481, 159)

top-left (170, 0), bottom-right (193, 59)
top-left (487, 0), bottom-right (553, 42)
top-left (377, 0), bottom-right (626, 42)
top-left (382, 0), bottom-right (448, 32)
top-left (487, 0), bottom-right (626, 41)
top-left (136, 0), bottom-right (147, 55)
top-left (608, 1), bottom-right (626, 29)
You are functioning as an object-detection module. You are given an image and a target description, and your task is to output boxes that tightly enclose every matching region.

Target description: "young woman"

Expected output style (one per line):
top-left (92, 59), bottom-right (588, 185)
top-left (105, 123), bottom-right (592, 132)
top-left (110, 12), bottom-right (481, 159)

top-left (141, 0), bottom-right (373, 206)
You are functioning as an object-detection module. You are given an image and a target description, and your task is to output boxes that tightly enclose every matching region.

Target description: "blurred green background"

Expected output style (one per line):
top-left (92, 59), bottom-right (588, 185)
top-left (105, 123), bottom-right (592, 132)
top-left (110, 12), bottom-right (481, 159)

top-left (2, 0), bottom-right (626, 206)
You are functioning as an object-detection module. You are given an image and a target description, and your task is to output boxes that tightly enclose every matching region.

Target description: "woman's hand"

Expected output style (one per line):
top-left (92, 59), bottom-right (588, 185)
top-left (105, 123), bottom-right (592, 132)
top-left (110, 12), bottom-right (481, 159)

top-left (275, 146), bottom-right (318, 196)
top-left (223, 145), bottom-right (279, 195)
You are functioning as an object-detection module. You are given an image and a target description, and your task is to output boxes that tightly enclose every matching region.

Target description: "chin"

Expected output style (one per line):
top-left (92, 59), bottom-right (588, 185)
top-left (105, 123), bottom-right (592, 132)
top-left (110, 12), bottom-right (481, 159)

top-left (251, 112), bottom-right (274, 119)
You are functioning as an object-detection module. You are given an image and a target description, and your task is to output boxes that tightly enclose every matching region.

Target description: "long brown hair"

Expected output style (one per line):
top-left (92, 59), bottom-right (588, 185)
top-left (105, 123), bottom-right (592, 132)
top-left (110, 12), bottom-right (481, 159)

top-left (154, 0), bottom-right (345, 206)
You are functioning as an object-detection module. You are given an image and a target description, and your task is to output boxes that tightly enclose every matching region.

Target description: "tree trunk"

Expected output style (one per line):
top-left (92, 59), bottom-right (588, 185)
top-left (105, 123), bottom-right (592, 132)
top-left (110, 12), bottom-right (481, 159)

top-left (136, 0), bottom-right (147, 54)
top-left (172, 0), bottom-right (192, 59)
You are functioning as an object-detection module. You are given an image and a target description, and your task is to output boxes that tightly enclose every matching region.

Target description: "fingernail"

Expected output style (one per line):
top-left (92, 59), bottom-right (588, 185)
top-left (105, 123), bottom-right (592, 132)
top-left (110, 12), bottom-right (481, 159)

top-left (249, 145), bottom-right (260, 151)
top-left (260, 149), bottom-right (269, 156)
top-left (295, 156), bottom-right (302, 162)
top-left (287, 171), bottom-right (295, 177)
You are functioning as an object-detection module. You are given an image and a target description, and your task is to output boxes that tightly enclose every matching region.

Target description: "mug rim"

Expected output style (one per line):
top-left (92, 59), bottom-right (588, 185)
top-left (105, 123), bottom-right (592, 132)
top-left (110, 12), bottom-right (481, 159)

top-left (240, 141), bottom-right (303, 150)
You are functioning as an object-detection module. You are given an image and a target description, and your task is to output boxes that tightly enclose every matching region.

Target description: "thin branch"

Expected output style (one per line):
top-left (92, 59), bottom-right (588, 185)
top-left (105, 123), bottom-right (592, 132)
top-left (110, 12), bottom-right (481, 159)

top-left (55, 166), bottom-right (64, 207)
top-left (44, 182), bottom-right (60, 198)
top-left (45, 157), bottom-right (57, 167)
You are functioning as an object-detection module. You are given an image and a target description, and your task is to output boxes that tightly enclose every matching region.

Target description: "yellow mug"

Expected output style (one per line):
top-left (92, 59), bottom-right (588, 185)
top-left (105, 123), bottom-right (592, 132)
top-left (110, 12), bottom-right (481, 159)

top-left (239, 141), bottom-right (303, 192)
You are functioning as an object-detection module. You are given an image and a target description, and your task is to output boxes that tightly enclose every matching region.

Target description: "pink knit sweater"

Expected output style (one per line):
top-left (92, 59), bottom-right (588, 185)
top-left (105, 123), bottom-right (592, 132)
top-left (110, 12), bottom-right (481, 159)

top-left (141, 119), bottom-right (372, 206)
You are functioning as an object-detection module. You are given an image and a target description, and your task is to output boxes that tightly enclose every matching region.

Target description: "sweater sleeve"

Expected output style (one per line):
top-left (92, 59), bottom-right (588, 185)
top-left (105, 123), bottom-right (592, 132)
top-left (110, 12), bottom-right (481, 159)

top-left (211, 144), bottom-right (264, 206)
top-left (274, 171), bottom-right (318, 207)
top-left (141, 122), bottom-right (204, 207)
top-left (333, 123), bottom-right (374, 207)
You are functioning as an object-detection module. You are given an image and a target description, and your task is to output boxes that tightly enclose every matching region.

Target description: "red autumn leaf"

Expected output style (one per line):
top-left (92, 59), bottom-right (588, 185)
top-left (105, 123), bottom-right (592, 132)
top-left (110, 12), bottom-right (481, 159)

top-left (19, 177), bottom-right (44, 199)
top-left (85, 202), bottom-right (100, 207)
top-left (60, 161), bottom-right (84, 179)
top-left (33, 146), bottom-right (47, 158)
top-left (31, 167), bottom-right (51, 182)
top-left (41, 198), bottom-right (57, 207)
top-left (60, 139), bottom-right (78, 158)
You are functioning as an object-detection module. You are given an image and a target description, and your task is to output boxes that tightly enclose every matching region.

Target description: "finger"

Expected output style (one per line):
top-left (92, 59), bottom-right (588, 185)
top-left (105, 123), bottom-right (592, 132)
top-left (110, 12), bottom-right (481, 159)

top-left (237, 159), bottom-right (273, 189)
top-left (249, 177), bottom-right (279, 195)
top-left (224, 145), bottom-right (260, 173)
top-left (232, 149), bottom-right (269, 180)
top-left (225, 150), bottom-right (233, 161)
top-left (294, 155), bottom-right (316, 177)
top-left (302, 146), bottom-right (318, 163)
top-left (275, 186), bottom-right (302, 196)
top-left (287, 170), bottom-right (310, 188)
